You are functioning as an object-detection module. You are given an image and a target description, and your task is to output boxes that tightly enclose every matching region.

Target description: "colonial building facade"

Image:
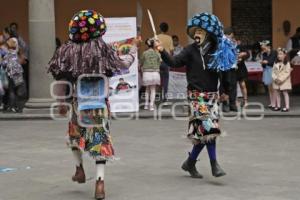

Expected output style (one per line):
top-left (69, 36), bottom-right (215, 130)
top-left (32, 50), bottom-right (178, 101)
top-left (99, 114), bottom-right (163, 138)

top-left (0, 0), bottom-right (299, 100)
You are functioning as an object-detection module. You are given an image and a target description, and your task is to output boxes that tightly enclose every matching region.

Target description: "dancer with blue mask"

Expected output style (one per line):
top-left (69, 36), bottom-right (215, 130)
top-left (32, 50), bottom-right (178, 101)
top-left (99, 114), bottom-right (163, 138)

top-left (155, 13), bottom-right (237, 178)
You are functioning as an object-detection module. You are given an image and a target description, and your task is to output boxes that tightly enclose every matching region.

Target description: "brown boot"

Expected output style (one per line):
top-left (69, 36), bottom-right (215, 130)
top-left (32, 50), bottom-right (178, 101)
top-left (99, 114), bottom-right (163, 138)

top-left (72, 164), bottom-right (86, 183)
top-left (95, 178), bottom-right (105, 200)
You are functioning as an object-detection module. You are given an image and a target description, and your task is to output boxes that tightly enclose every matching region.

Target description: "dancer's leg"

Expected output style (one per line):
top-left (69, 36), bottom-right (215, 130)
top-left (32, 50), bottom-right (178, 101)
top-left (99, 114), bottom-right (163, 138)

top-left (189, 143), bottom-right (205, 160)
top-left (71, 147), bottom-right (85, 183)
top-left (95, 160), bottom-right (106, 200)
top-left (206, 140), bottom-right (226, 177)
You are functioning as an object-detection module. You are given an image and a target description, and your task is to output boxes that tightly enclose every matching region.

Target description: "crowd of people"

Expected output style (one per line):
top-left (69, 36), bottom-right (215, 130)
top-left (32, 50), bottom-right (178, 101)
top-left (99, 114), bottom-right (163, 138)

top-left (260, 41), bottom-right (294, 112)
top-left (0, 23), bottom-right (29, 113)
top-left (219, 28), bottom-right (295, 113)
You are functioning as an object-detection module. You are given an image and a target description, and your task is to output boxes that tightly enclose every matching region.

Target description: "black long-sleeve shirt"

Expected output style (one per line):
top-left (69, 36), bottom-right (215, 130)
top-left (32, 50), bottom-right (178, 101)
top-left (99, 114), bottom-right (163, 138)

top-left (160, 42), bottom-right (220, 92)
top-left (262, 50), bottom-right (277, 68)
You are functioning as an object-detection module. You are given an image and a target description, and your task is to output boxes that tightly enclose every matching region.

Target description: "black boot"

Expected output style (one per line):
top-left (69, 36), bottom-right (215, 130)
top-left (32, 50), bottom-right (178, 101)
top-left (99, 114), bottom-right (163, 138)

top-left (210, 160), bottom-right (226, 177)
top-left (181, 157), bottom-right (203, 178)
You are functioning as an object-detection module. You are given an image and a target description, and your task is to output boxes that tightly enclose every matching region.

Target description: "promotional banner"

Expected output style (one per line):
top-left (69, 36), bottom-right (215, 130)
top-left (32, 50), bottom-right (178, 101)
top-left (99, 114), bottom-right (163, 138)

top-left (103, 17), bottom-right (139, 112)
top-left (168, 71), bottom-right (187, 100)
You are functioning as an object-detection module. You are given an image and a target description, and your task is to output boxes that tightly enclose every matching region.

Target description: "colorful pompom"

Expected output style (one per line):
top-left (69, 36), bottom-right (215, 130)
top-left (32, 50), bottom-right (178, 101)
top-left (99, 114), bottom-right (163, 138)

top-left (68, 10), bottom-right (107, 43)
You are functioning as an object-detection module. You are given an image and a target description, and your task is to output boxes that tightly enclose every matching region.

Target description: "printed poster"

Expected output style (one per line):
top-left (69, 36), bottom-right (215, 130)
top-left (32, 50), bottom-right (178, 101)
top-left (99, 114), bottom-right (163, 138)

top-left (103, 17), bottom-right (139, 112)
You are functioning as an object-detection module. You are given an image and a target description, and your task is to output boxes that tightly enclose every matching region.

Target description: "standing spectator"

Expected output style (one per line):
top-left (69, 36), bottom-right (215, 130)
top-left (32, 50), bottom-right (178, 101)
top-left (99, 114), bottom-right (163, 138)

top-left (140, 38), bottom-right (161, 111)
top-left (157, 22), bottom-right (174, 101)
top-left (250, 41), bottom-right (261, 61)
top-left (2, 27), bottom-right (12, 41)
top-left (260, 40), bottom-right (277, 110)
top-left (172, 35), bottom-right (183, 56)
top-left (1, 28), bottom-right (20, 112)
top-left (2, 38), bottom-right (27, 113)
top-left (0, 34), bottom-right (9, 106)
top-left (10, 22), bottom-right (29, 98)
top-left (9, 22), bottom-right (28, 58)
top-left (272, 48), bottom-right (292, 112)
top-left (236, 40), bottom-right (250, 107)
top-left (286, 27), bottom-right (300, 60)
top-left (221, 27), bottom-right (238, 112)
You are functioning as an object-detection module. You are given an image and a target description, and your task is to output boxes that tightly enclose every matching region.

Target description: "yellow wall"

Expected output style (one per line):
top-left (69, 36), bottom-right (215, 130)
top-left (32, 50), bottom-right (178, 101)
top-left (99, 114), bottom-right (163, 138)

top-left (0, 0), bottom-right (28, 42)
top-left (1, 0), bottom-right (299, 50)
top-left (272, 0), bottom-right (300, 49)
top-left (54, 0), bottom-right (137, 42)
top-left (213, 0), bottom-right (231, 28)
top-left (139, 0), bottom-right (188, 45)
top-left (0, 0), bottom-right (187, 46)
top-left (55, 0), bottom-right (188, 46)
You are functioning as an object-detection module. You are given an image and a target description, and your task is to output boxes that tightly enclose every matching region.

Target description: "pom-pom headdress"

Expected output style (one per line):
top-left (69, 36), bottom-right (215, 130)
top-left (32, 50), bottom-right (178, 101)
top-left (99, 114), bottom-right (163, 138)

top-left (48, 10), bottom-right (124, 79)
top-left (68, 10), bottom-right (106, 43)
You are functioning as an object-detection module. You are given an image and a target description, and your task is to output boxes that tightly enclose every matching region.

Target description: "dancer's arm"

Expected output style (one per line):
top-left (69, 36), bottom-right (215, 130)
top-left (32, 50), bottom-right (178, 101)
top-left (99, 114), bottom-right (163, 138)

top-left (155, 40), bottom-right (189, 68)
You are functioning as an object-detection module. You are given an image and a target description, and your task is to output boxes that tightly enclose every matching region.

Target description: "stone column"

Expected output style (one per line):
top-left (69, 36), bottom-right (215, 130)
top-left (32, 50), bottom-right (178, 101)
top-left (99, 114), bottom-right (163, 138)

top-left (187, 0), bottom-right (213, 42)
top-left (28, 0), bottom-right (55, 102)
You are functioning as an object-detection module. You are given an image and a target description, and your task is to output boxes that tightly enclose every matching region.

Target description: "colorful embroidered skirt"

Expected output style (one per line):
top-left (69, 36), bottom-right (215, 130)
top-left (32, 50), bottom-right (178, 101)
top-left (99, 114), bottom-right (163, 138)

top-left (67, 99), bottom-right (114, 161)
top-left (187, 90), bottom-right (221, 144)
